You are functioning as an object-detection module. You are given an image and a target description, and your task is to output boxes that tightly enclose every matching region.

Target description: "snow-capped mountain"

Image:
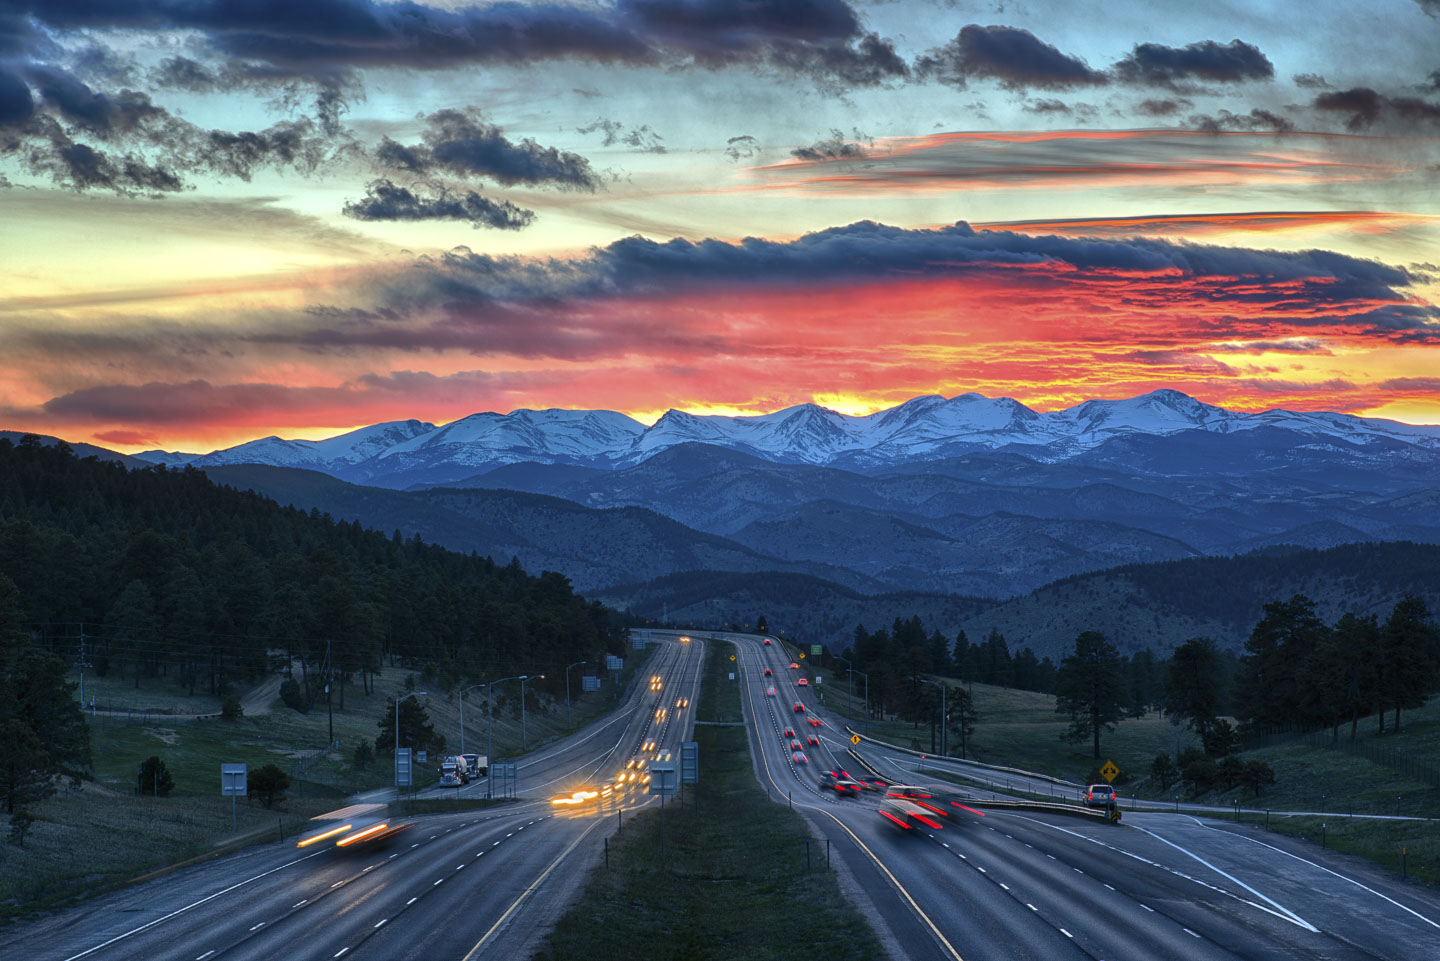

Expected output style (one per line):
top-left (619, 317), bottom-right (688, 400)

top-left (133, 390), bottom-right (1440, 488)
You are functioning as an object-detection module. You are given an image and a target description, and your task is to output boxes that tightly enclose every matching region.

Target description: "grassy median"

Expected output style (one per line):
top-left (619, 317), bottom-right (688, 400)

top-left (531, 641), bottom-right (885, 961)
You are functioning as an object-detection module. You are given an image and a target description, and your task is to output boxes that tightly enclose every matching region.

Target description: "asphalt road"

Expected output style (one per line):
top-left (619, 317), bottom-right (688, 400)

top-left (9, 630), bottom-right (1439, 961)
top-left (6, 634), bottom-right (703, 961)
top-left (726, 630), bottom-right (1440, 961)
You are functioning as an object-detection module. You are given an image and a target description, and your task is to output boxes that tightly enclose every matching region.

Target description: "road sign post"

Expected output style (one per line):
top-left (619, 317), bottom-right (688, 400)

top-left (651, 763), bottom-right (678, 854)
top-left (221, 763), bottom-right (246, 836)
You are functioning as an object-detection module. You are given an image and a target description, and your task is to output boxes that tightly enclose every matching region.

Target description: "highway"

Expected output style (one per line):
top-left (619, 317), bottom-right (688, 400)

top-left (6, 634), bottom-right (703, 961)
top-left (10, 628), bottom-right (1440, 961)
top-left (724, 630), bottom-right (1440, 961)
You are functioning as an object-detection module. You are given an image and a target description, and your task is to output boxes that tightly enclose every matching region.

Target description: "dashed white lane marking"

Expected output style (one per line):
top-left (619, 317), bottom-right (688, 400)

top-left (406, 897), bottom-right (417, 906)
top-left (1026, 903), bottom-right (1037, 911)
top-left (999, 883), bottom-right (1010, 891)
top-left (248, 922), bottom-right (265, 931)
top-left (430, 835), bottom-right (437, 840)
top-left (389, 854), bottom-right (398, 860)
top-left (196, 952), bottom-right (215, 960)
top-left (1184, 928), bottom-right (1201, 938)
top-left (1060, 929), bottom-right (1073, 939)
top-left (374, 919), bottom-right (388, 929)
top-left (1140, 904), bottom-right (1155, 913)
top-left (976, 867), bottom-right (987, 874)
top-left (292, 900), bottom-right (308, 908)
top-left (330, 881), bottom-right (345, 888)
top-left (411, 843), bottom-right (419, 848)
top-left (1104, 884), bottom-right (1115, 891)
top-left (433, 878), bottom-right (444, 886)
top-left (333, 949), bottom-right (349, 958)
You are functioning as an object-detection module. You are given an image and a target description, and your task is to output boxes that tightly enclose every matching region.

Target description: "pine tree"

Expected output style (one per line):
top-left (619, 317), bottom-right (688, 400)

top-left (1054, 631), bottom-right (1128, 760)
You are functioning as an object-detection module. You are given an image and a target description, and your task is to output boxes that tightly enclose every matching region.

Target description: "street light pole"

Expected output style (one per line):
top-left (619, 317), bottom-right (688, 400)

top-left (458, 683), bottom-right (486, 757)
top-left (393, 691), bottom-right (427, 789)
top-left (920, 678), bottom-right (946, 757)
top-left (564, 660), bottom-right (586, 730)
top-left (486, 675), bottom-right (526, 797)
top-left (521, 674), bottom-right (546, 751)
top-left (833, 654), bottom-right (854, 709)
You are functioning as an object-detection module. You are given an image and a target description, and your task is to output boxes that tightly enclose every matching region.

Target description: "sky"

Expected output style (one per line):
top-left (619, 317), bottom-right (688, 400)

top-left (1, 0), bottom-right (1439, 454)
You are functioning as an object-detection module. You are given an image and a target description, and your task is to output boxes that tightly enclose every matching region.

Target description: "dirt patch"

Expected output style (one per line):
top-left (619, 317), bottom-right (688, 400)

top-left (146, 728), bottom-right (179, 744)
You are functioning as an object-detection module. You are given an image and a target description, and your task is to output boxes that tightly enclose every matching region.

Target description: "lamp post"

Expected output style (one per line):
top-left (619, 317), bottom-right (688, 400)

top-left (564, 660), bottom-right (587, 730)
top-left (849, 667), bottom-right (869, 722)
top-left (521, 674), bottom-right (546, 750)
top-left (486, 675), bottom-right (526, 798)
top-left (833, 654), bottom-right (854, 709)
top-left (459, 683), bottom-right (487, 756)
top-left (394, 691), bottom-right (427, 789)
top-left (920, 678), bottom-right (946, 757)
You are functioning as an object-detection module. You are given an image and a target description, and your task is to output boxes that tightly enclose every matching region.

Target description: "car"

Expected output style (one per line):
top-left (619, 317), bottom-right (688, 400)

top-left (789, 662), bottom-right (800, 669)
top-left (783, 728), bottom-right (795, 738)
top-left (763, 638), bottom-right (771, 645)
top-left (767, 686), bottom-right (777, 696)
top-left (1085, 784), bottom-right (1117, 808)
top-left (807, 717), bottom-right (822, 727)
top-left (797, 677), bottom-right (808, 686)
top-left (793, 702), bottom-right (805, 712)
top-left (792, 751), bottom-right (808, 764)
top-left (807, 734), bottom-right (818, 746)
top-left (763, 668), bottom-right (772, 676)
top-left (790, 739), bottom-right (802, 750)
top-left (821, 771), bottom-right (862, 793)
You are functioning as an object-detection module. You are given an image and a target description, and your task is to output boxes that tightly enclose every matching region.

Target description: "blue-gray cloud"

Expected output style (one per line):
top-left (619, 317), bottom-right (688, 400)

top-left (343, 178), bottom-right (535, 230)
top-left (377, 108), bottom-right (599, 190)
top-left (917, 24), bottom-right (1108, 91)
top-left (1113, 39), bottom-right (1274, 88)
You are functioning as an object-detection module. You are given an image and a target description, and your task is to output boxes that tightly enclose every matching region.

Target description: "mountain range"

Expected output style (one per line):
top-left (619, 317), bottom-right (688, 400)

top-left (138, 389), bottom-right (1440, 489)
top-left (94, 389), bottom-right (1440, 653)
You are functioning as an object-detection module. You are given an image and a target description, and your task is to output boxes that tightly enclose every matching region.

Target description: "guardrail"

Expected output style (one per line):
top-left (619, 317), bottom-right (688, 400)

top-left (844, 726), bottom-right (1083, 792)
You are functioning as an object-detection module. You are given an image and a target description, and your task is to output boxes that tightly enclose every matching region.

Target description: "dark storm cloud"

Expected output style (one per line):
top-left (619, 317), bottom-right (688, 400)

top-left (377, 108), bottom-right (599, 190)
top-left (265, 221), bottom-right (1440, 354)
top-left (0, 67), bottom-right (34, 125)
top-left (917, 24), bottom-right (1108, 91)
top-left (25, 64), bottom-right (165, 137)
top-left (343, 178), bottom-right (535, 230)
top-left (1314, 87), bottom-right (1440, 130)
top-left (7, 0), bottom-right (905, 91)
top-left (790, 128), bottom-right (870, 161)
top-left (1417, 0), bottom-right (1440, 16)
top-left (1113, 39), bottom-right (1273, 88)
top-left (1188, 107), bottom-right (1294, 133)
top-left (1293, 72), bottom-right (1329, 89)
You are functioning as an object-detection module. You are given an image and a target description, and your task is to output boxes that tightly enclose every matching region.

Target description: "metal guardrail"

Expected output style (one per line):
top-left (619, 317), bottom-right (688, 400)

top-left (844, 726), bottom-right (1082, 791)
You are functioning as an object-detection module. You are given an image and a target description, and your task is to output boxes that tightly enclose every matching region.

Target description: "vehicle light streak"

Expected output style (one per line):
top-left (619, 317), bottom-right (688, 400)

top-left (298, 824), bottom-right (353, 847)
top-left (335, 823), bottom-right (389, 846)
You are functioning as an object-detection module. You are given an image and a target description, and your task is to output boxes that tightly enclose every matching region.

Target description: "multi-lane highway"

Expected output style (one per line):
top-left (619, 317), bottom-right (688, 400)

top-left (7, 635), bottom-right (703, 961)
top-left (725, 630), bottom-right (1440, 961)
top-left (10, 628), bottom-right (1439, 961)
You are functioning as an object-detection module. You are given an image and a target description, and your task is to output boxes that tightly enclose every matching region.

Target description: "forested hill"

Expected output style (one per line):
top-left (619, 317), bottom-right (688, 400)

top-left (956, 541), bottom-right (1440, 660)
top-left (0, 436), bottom-right (627, 703)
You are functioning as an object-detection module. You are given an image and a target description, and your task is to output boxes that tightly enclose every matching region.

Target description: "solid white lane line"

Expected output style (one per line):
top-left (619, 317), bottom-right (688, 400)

top-left (1219, 831), bottom-right (1440, 931)
top-left (61, 850), bottom-right (327, 961)
top-left (1132, 825), bottom-right (1318, 932)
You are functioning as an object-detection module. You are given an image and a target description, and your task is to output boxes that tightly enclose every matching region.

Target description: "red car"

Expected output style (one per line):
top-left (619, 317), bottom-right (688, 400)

top-left (764, 638), bottom-right (771, 645)
top-left (797, 677), bottom-right (808, 686)
top-left (763, 668), bottom-right (772, 676)
top-left (807, 717), bottom-right (822, 727)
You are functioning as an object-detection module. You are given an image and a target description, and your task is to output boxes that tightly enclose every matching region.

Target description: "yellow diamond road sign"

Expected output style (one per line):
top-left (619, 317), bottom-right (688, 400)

top-left (1100, 760), bottom-right (1119, 783)
top-left (729, 654), bottom-right (736, 661)
top-left (850, 734), bottom-right (861, 745)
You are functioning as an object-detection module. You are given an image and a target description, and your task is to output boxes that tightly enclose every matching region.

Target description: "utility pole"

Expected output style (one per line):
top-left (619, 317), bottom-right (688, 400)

top-left (75, 623), bottom-right (92, 709)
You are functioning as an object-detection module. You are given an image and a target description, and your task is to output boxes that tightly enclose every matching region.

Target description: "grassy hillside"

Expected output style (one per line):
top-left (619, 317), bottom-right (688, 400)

top-left (0, 650), bottom-right (653, 918)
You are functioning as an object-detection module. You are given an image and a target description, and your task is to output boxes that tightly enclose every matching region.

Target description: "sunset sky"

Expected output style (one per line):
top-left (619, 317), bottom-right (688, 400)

top-left (2, 0), bottom-right (1439, 453)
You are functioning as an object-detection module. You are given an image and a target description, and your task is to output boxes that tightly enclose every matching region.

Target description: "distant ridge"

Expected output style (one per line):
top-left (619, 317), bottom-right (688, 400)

top-left (135, 390), bottom-right (1440, 490)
